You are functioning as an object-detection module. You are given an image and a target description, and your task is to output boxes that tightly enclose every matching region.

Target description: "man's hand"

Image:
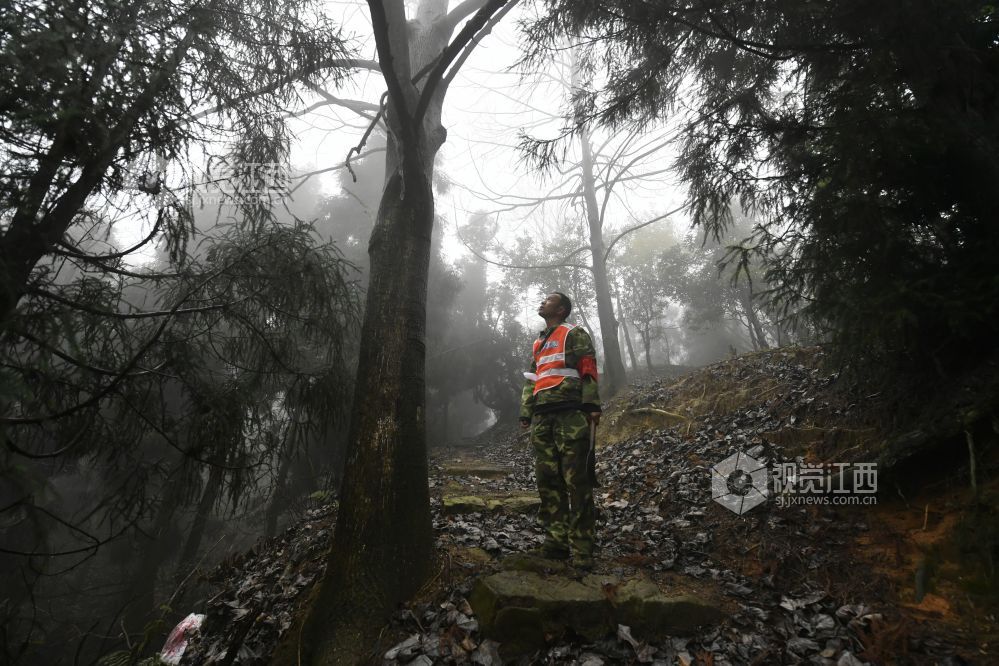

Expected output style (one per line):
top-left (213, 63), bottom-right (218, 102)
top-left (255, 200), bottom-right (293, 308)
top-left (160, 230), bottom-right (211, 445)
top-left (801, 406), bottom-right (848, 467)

top-left (587, 411), bottom-right (601, 426)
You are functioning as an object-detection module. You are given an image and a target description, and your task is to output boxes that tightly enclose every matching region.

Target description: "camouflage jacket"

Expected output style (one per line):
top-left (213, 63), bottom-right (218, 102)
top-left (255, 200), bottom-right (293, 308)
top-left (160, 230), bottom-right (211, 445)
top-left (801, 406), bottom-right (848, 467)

top-left (519, 324), bottom-right (601, 420)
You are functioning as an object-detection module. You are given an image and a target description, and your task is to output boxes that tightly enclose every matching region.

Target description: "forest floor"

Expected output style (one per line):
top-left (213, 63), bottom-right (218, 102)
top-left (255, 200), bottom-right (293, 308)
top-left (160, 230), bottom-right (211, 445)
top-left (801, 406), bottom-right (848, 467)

top-left (178, 347), bottom-right (997, 666)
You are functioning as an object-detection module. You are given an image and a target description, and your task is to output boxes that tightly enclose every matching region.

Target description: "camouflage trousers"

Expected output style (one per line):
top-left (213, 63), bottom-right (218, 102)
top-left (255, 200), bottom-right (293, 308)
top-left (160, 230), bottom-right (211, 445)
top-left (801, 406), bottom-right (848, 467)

top-left (530, 409), bottom-right (596, 557)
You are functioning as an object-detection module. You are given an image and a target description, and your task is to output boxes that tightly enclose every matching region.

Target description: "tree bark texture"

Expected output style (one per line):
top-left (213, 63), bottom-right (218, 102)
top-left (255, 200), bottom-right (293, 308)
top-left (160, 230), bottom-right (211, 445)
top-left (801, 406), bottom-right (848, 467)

top-left (297, 2), bottom-right (492, 661)
top-left (303, 146), bottom-right (435, 666)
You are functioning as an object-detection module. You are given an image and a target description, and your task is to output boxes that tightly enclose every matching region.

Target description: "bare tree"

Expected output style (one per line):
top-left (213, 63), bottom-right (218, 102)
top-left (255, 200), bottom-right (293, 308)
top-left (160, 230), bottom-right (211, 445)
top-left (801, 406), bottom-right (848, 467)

top-left (451, 45), bottom-right (680, 395)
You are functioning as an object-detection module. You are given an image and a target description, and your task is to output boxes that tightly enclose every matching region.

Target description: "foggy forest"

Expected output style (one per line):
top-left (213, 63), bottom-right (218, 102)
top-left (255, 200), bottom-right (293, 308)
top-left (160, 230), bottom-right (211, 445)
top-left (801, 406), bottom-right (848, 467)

top-left (1, 1), bottom-right (996, 665)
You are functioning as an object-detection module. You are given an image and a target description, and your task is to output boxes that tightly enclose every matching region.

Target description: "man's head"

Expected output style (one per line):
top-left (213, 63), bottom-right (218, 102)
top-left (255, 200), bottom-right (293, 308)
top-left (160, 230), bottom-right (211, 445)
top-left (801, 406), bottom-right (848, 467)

top-left (538, 291), bottom-right (572, 322)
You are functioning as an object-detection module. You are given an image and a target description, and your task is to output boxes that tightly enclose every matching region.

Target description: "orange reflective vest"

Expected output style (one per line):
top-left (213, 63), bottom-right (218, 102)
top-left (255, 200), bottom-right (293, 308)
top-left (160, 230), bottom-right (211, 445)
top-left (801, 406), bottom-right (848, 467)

top-left (525, 323), bottom-right (580, 395)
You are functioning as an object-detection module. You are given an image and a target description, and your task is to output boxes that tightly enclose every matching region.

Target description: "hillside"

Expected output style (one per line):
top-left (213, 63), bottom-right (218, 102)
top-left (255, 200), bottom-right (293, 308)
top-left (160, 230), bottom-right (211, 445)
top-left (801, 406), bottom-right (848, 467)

top-left (165, 347), bottom-right (994, 665)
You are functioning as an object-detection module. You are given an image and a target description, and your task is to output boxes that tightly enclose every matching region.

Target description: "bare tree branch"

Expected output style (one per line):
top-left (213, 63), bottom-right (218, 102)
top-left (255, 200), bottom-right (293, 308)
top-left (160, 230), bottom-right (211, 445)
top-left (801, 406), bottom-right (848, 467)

top-left (190, 58), bottom-right (382, 122)
top-left (603, 204), bottom-right (685, 261)
top-left (441, 0), bottom-right (520, 94)
top-left (345, 92), bottom-right (389, 183)
top-left (456, 226), bottom-right (590, 271)
top-left (367, 0), bottom-right (417, 141)
top-left (296, 84), bottom-right (381, 120)
top-left (289, 147), bottom-right (386, 194)
top-left (414, 0), bottom-right (511, 126)
top-left (442, 0), bottom-right (489, 32)
top-left (53, 210), bottom-right (165, 262)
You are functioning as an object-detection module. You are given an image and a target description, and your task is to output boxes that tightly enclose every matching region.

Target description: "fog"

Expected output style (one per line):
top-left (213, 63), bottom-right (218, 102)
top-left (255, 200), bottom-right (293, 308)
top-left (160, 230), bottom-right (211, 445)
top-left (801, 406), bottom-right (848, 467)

top-left (1, 1), bottom-right (814, 663)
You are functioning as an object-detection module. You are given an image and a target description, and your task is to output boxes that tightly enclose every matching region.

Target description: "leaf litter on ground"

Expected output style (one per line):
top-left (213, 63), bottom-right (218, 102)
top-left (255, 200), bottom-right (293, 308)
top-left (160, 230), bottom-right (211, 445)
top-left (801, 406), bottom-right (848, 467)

top-left (179, 348), bottom-right (975, 665)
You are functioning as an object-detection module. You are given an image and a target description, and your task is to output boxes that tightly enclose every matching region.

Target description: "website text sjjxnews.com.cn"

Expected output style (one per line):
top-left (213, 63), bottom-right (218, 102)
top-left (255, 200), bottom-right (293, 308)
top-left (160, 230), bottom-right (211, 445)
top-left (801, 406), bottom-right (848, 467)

top-left (774, 493), bottom-right (878, 508)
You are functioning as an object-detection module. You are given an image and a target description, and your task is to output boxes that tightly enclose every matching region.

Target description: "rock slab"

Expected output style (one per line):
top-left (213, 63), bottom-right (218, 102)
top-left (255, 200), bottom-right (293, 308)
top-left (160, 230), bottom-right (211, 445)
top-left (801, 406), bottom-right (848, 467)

top-left (442, 494), bottom-right (541, 516)
top-left (470, 570), bottom-right (724, 656)
top-left (442, 462), bottom-right (514, 479)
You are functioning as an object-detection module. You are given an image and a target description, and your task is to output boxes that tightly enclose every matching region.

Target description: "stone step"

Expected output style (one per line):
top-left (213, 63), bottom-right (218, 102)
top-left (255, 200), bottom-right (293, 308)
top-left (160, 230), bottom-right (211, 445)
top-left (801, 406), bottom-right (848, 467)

top-left (442, 494), bottom-right (541, 516)
top-left (469, 567), bottom-right (725, 656)
top-left (442, 461), bottom-right (514, 479)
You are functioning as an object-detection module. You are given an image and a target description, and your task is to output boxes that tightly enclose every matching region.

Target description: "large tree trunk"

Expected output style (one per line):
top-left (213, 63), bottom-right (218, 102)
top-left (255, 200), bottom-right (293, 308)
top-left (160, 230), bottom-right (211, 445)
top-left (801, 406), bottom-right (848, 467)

top-left (285, 2), bottom-right (517, 662)
top-left (296, 3), bottom-right (469, 663)
top-left (303, 147), bottom-right (435, 666)
top-left (578, 125), bottom-right (627, 396)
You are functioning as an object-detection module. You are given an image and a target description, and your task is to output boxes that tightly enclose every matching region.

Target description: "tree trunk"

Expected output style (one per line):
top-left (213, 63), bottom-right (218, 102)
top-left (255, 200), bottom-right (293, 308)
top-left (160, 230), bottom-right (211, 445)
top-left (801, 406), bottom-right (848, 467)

top-left (125, 483), bottom-right (181, 635)
top-left (301, 5), bottom-right (443, 661)
top-left (265, 440), bottom-right (292, 538)
top-left (615, 294), bottom-right (639, 370)
top-left (745, 313), bottom-right (760, 351)
top-left (287, 2), bottom-right (514, 662)
top-left (640, 328), bottom-right (653, 371)
top-left (174, 463), bottom-right (223, 583)
top-left (303, 148), bottom-right (435, 665)
top-left (441, 397), bottom-right (450, 445)
top-left (570, 267), bottom-right (596, 335)
top-left (578, 124), bottom-right (627, 397)
top-left (741, 287), bottom-right (769, 350)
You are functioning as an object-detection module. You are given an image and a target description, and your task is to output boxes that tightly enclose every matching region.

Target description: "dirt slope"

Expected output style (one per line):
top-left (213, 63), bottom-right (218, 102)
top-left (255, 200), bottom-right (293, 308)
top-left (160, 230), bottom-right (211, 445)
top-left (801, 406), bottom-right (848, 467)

top-left (172, 347), bottom-right (993, 665)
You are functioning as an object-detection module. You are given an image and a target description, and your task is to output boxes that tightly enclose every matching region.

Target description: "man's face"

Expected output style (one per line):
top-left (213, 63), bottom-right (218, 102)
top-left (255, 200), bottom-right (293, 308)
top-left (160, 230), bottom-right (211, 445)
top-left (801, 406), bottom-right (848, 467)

top-left (538, 293), bottom-right (565, 319)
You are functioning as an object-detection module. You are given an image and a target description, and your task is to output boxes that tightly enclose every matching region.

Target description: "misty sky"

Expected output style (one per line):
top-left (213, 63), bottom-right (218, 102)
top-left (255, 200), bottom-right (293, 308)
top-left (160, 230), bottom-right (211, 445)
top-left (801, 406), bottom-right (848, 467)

top-left (111, 1), bottom-right (690, 333)
top-left (289, 2), bottom-right (688, 265)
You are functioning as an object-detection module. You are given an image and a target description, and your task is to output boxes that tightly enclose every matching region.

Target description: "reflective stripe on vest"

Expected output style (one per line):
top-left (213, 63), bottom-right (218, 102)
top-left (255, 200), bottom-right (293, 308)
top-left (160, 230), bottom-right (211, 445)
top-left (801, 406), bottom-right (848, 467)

top-left (531, 323), bottom-right (577, 395)
top-left (539, 368), bottom-right (579, 378)
top-left (537, 352), bottom-right (565, 365)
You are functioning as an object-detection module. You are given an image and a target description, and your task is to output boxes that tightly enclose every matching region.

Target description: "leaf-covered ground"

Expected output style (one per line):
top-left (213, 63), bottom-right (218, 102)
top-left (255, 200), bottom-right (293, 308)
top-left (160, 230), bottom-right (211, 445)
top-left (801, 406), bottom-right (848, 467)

top-left (179, 347), bottom-right (993, 665)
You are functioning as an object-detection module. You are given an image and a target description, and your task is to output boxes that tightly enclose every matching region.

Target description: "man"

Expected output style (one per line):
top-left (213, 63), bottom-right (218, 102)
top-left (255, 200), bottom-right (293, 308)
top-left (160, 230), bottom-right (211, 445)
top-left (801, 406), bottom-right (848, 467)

top-left (520, 291), bottom-right (601, 569)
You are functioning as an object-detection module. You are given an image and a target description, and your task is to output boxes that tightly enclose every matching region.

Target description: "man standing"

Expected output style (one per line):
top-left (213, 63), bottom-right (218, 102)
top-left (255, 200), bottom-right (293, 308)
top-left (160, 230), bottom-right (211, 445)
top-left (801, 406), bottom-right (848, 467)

top-left (520, 292), bottom-right (601, 569)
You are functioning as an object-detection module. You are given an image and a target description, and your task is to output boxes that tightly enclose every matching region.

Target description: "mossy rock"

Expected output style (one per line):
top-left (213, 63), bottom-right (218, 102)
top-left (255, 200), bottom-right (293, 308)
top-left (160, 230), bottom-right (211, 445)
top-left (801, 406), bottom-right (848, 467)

top-left (470, 571), bottom-right (725, 656)
top-left (492, 495), bottom-right (541, 514)
top-left (470, 570), bottom-right (614, 653)
top-left (442, 493), bottom-right (540, 516)
top-left (613, 578), bottom-right (725, 635)
top-left (457, 546), bottom-right (494, 565)
top-left (501, 552), bottom-right (571, 575)
top-left (442, 495), bottom-right (489, 515)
